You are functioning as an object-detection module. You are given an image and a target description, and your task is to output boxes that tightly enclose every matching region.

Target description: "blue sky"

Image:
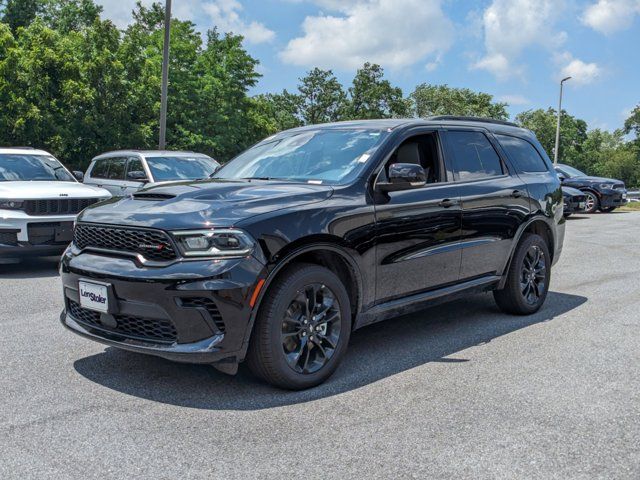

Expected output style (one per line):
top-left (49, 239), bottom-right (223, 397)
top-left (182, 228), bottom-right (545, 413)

top-left (98, 0), bottom-right (640, 131)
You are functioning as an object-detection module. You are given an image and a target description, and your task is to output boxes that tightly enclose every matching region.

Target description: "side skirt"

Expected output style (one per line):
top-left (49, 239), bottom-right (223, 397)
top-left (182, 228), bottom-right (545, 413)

top-left (354, 275), bottom-right (502, 329)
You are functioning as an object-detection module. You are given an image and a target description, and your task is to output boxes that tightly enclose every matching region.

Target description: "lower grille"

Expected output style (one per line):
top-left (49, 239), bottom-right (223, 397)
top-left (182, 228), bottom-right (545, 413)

top-left (179, 297), bottom-right (225, 333)
top-left (68, 300), bottom-right (178, 343)
top-left (0, 231), bottom-right (18, 246)
top-left (25, 198), bottom-right (99, 216)
top-left (27, 222), bottom-right (73, 245)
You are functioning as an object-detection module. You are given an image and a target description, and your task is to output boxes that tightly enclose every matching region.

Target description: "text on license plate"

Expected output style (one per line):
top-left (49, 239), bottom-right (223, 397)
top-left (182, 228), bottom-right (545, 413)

top-left (79, 281), bottom-right (109, 313)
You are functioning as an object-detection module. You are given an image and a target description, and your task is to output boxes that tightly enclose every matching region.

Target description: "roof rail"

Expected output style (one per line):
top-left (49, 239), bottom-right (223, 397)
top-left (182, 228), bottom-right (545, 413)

top-left (427, 116), bottom-right (520, 128)
top-left (6, 146), bottom-right (36, 150)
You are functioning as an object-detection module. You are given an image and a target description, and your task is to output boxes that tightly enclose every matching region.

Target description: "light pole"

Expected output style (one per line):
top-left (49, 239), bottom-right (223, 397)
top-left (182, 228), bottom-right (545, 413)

top-left (553, 76), bottom-right (571, 165)
top-left (158, 0), bottom-right (172, 150)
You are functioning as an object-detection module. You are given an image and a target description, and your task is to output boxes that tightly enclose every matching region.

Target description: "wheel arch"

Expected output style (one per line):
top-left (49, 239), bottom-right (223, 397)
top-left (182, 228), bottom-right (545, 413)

top-left (238, 238), bottom-right (364, 360)
top-left (497, 216), bottom-right (556, 289)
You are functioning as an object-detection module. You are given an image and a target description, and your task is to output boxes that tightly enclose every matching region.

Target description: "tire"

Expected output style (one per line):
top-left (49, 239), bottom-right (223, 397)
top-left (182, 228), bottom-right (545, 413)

top-left (600, 206), bottom-right (616, 213)
top-left (493, 233), bottom-right (551, 315)
top-left (582, 191), bottom-right (599, 213)
top-left (246, 263), bottom-right (351, 390)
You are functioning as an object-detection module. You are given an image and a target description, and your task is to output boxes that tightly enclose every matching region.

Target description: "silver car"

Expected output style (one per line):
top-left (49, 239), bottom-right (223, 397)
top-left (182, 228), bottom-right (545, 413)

top-left (84, 150), bottom-right (220, 197)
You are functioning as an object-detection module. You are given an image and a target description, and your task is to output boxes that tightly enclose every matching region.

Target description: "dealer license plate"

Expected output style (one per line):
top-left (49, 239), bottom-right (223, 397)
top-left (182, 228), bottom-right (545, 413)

top-left (78, 281), bottom-right (109, 313)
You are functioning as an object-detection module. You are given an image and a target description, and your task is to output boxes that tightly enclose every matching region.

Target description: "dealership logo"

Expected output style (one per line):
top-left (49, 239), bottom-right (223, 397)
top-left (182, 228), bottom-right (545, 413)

top-left (80, 288), bottom-right (106, 304)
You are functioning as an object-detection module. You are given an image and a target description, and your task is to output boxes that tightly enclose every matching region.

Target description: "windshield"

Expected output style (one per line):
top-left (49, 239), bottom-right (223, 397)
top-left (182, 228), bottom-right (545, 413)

top-left (558, 165), bottom-right (586, 177)
top-left (146, 156), bottom-right (220, 182)
top-left (213, 128), bottom-right (390, 184)
top-left (0, 154), bottom-right (75, 182)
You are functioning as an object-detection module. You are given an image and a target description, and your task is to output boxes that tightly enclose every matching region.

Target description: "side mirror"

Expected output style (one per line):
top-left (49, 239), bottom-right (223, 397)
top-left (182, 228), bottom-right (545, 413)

top-left (73, 170), bottom-right (84, 182)
top-left (377, 163), bottom-right (426, 192)
top-left (557, 174), bottom-right (566, 182)
top-left (127, 170), bottom-right (149, 183)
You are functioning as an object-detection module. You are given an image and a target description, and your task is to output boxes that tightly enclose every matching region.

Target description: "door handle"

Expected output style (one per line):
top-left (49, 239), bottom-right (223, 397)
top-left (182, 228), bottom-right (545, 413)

top-left (439, 198), bottom-right (458, 208)
top-left (511, 190), bottom-right (523, 198)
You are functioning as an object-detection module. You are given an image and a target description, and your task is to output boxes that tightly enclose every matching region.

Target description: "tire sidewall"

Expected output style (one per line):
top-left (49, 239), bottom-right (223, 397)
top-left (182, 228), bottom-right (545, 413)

top-left (509, 234), bottom-right (551, 314)
top-left (583, 191), bottom-right (599, 213)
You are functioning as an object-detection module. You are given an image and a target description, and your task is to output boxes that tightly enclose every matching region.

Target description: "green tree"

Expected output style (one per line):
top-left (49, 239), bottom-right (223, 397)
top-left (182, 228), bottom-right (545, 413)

top-left (347, 62), bottom-right (408, 119)
top-left (252, 90), bottom-right (303, 132)
top-left (515, 108), bottom-right (587, 166)
top-left (410, 84), bottom-right (509, 120)
top-left (1, 0), bottom-right (101, 33)
top-left (297, 67), bottom-right (347, 125)
top-left (624, 104), bottom-right (640, 140)
top-left (1, 0), bottom-right (41, 32)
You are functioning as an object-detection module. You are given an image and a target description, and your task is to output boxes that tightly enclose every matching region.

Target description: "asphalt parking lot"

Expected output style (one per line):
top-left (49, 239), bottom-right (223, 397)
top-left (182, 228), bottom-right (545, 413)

top-left (1, 212), bottom-right (639, 479)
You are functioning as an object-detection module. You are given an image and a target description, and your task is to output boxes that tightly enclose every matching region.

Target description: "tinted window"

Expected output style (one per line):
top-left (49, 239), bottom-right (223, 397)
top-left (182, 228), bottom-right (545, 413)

top-left (126, 157), bottom-right (146, 180)
top-left (0, 154), bottom-right (74, 181)
top-left (145, 156), bottom-right (219, 182)
top-left (447, 131), bottom-right (503, 181)
top-left (90, 159), bottom-right (109, 179)
top-left (107, 158), bottom-right (126, 180)
top-left (496, 134), bottom-right (548, 173)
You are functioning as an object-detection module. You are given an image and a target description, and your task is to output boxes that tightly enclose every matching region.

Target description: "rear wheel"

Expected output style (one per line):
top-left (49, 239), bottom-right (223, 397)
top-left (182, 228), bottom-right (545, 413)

top-left (494, 234), bottom-right (551, 315)
top-left (246, 263), bottom-right (351, 390)
top-left (583, 191), bottom-right (599, 213)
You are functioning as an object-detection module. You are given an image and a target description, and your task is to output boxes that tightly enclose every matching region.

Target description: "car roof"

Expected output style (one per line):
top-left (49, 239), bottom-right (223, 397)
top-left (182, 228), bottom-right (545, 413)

top-left (281, 116), bottom-right (535, 140)
top-left (92, 150), bottom-right (214, 160)
top-left (0, 147), bottom-right (53, 156)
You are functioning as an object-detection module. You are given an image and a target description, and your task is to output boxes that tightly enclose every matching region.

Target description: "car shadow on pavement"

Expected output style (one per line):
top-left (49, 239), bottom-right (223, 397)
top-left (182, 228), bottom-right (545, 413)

top-left (0, 256), bottom-right (59, 279)
top-left (73, 291), bottom-right (587, 410)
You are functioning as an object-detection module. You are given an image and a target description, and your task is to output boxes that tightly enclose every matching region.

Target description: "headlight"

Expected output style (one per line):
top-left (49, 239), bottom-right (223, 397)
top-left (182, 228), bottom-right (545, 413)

top-left (0, 200), bottom-right (24, 210)
top-left (171, 228), bottom-right (255, 258)
top-left (599, 183), bottom-right (615, 190)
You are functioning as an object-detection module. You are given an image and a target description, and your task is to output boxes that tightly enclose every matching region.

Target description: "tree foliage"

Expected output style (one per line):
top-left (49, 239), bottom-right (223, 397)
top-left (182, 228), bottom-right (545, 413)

top-left (410, 84), bottom-right (509, 120)
top-left (347, 62), bottom-right (408, 119)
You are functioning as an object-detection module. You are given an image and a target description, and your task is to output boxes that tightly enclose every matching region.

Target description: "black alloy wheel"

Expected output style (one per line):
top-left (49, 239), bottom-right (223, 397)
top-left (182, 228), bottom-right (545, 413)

top-left (281, 283), bottom-right (342, 374)
top-left (247, 263), bottom-right (351, 390)
top-left (494, 233), bottom-right (551, 315)
top-left (520, 245), bottom-right (547, 306)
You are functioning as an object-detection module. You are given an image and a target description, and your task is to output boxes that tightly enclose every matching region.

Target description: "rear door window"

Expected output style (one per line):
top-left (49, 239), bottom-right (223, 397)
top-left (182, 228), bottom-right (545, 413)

top-left (496, 134), bottom-right (549, 173)
top-left (446, 131), bottom-right (503, 181)
top-left (106, 158), bottom-right (126, 180)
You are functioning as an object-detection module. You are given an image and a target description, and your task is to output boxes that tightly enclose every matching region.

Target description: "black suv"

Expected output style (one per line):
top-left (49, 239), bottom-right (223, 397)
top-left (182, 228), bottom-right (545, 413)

top-left (60, 117), bottom-right (565, 389)
top-left (554, 163), bottom-right (627, 213)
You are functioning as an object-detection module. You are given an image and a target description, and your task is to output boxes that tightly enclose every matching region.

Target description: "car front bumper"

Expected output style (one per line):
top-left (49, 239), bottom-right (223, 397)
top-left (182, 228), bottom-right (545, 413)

top-left (0, 211), bottom-right (76, 257)
top-left (599, 189), bottom-right (627, 208)
top-left (59, 246), bottom-right (266, 364)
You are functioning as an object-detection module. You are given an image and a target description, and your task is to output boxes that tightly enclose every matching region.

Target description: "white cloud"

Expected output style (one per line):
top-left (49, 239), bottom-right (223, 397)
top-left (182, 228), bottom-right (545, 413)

top-left (558, 54), bottom-right (602, 85)
top-left (203, 0), bottom-right (275, 43)
top-left (581, 0), bottom-right (640, 34)
top-left (497, 94), bottom-right (530, 106)
top-left (279, 0), bottom-right (454, 70)
top-left (95, 0), bottom-right (275, 44)
top-left (471, 0), bottom-right (567, 79)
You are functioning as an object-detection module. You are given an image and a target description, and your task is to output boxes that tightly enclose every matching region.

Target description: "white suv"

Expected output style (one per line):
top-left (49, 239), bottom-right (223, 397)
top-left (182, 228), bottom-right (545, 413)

top-left (83, 150), bottom-right (220, 197)
top-left (0, 148), bottom-right (111, 262)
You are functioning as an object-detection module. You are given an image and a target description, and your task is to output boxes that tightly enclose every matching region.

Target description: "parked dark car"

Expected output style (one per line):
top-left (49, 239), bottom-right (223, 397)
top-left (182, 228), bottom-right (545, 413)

top-left (562, 186), bottom-right (586, 217)
top-left (59, 117), bottom-right (565, 389)
top-left (555, 163), bottom-right (627, 213)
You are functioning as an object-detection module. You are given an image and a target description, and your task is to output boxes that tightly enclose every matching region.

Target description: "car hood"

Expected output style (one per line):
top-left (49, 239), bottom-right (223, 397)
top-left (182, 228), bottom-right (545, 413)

top-left (566, 175), bottom-right (622, 184)
top-left (78, 179), bottom-right (334, 230)
top-left (0, 181), bottom-right (111, 199)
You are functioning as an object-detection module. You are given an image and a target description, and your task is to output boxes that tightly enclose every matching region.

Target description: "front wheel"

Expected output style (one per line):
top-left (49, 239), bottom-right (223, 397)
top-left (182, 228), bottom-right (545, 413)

top-left (583, 191), bottom-right (599, 213)
top-left (494, 234), bottom-right (551, 315)
top-left (246, 263), bottom-right (351, 390)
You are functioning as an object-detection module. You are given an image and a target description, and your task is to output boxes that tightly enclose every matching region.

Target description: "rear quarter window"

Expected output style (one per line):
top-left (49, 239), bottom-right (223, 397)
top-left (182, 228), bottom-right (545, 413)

top-left (496, 134), bottom-right (549, 173)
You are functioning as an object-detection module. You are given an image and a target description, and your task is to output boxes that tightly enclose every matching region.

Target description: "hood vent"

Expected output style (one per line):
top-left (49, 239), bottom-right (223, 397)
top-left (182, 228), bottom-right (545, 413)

top-left (133, 192), bottom-right (176, 201)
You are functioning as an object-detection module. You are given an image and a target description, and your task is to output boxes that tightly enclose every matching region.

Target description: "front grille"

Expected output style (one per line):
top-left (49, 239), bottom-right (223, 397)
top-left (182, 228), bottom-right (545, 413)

top-left (0, 231), bottom-right (18, 246)
top-left (73, 223), bottom-right (177, 262)
top-left (614, 183), bottom-right (625, 190)
top-left (179, 297), bottom-right (225, 333)
top-left (24, 198), bottom-right (99, 216)
top-left (68, 300), bottom-right (177, 343)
